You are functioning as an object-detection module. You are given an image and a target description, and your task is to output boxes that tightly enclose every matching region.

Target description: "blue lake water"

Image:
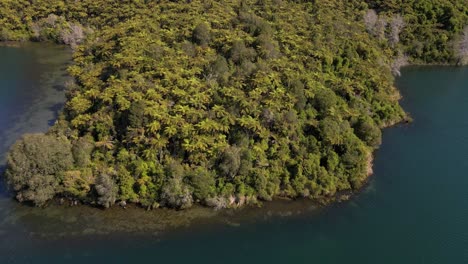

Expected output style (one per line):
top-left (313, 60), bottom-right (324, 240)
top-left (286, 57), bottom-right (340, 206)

top-left (1, 44), bottom-right (468, 263)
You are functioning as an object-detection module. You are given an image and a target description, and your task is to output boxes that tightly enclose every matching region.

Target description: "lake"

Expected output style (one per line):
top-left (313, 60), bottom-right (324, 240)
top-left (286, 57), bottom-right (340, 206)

top-left (1, 44), bottom-right (468, 263)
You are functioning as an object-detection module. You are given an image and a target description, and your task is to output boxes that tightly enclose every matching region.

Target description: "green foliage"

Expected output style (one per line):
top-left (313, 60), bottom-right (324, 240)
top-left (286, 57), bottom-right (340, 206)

top-left (62, 169), bottom-right (94, 199)
top-left (2, 0), bottom-right (466, 209)
top-left (72, 135), bottom-right (94, 167)
top-left (115, 166), bottom-right (138, 202)
top-left (192, 23), bottom-right (211, 46)
top-left (218, 146), bottom-right (241, 178)
top-left (353, 116), bottom-right (382, 148)
top-left (187, 166), bottom-right (216, 201)
top-left (6, 134), bottom-right (74, 206)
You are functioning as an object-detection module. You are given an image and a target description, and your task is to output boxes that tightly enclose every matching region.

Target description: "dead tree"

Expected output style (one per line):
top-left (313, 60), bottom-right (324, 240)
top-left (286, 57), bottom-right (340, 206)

top-left (457, 26), bottom-right (468, 65)
top-left (389, 14), bottom-right (405, 47)
top-left (364, 10), bottom-right (378, 36)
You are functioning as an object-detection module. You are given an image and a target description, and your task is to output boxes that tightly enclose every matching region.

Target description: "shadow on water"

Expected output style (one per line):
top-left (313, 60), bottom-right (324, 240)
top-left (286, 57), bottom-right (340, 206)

top-left (47, 103), bottom-right (65, 126)
top-left (0, 165), bottom-right (8, 198)
top-left (52, 84), bottom-right (66, 92)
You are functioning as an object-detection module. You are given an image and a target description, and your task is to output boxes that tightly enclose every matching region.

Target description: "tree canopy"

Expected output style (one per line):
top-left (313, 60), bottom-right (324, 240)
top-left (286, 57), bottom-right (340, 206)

top-left (1, 0), bottom-right (467, 208)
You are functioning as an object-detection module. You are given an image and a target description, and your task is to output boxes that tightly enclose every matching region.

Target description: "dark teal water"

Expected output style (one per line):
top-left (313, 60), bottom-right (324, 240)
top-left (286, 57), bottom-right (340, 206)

top-left (0, 44), bottom-right (70, 164)
top-left (1, 45), bottom-right (468, 263)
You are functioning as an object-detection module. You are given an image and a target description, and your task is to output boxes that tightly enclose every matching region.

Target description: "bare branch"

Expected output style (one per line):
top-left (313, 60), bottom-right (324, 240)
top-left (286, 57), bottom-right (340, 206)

top-left (60, 23), bottom-right (86, 49)
top-left (457, 26), bottom-right (468, 65)
top-left (391, 53), bottom-right (409, 76)
top-left (364, 9), bottom-right (378, 35)
top-left (364, 9), bottom-right (387, 41)
top-left (389, 14), bottom-right (405, 46)
top-left (375, 17), bottom-right (388, 41)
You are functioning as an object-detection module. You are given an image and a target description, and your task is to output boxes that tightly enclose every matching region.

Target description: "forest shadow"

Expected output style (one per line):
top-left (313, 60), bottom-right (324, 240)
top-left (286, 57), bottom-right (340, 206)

top-left (47, 103), bottom-right (64, 126)
top-left (0, 165), bottom-right (9, 198)
top-left (52, 84), bottom-right (66, 92)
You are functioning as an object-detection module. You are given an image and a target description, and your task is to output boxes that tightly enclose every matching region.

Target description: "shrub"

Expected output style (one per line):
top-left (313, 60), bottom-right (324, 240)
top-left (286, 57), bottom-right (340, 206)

top-left (6, 134), bottom-right (73, 206)
top-left (72, 135), bottom-right (95, 167)
top-left (188, 167), bottom-right (216, 201)
top-left (160, 161), bottom-right (193, 209)
top-left (95, 173), bottom-right (118, 208)
top-left (353, 116), bottom-right (382, 148)
top-left (192, 22), bottom-right (211, 46)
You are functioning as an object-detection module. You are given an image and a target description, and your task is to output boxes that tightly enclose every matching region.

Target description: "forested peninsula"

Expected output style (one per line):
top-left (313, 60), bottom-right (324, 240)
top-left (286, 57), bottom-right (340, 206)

top-left (1, 0), bottom-right (467, 209)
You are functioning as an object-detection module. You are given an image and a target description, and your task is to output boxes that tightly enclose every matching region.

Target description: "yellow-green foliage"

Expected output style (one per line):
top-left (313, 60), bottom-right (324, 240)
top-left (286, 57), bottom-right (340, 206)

top-left (2, 0), bottom-right (466, 208)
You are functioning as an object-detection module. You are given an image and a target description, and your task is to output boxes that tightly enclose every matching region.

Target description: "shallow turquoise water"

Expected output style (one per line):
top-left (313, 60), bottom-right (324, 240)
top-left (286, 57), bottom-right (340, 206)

top-left (1, 45), bottom-right (468, 263)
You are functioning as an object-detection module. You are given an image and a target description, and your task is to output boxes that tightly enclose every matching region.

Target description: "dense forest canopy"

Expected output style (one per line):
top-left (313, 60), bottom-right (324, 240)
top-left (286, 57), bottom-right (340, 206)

top-left (1, 0), bottom-right (467, 209)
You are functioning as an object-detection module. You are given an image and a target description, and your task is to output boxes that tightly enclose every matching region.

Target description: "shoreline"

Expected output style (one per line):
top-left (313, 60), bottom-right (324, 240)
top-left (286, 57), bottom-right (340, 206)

top-left (0, 41), bottom-right (457, 228)
top-left (0, 41), bottom-right (413, 212)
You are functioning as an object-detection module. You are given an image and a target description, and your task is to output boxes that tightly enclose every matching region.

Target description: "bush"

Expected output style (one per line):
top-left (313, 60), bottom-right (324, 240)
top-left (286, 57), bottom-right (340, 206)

top-left (95, 173), bottom-right (118, 208)
top-left (353, 116), bottom-right (382, 148)
top-left (160, 177), bottom-right (193, 209)
top-left (160, 161), bottom-right (193, 209)
top-left (72, 135), bottom-right (95, 167)
top-left (192, 23), bottom-right (211, 46)
top-left (218, 146), bottom-right (241, 178)
top-left (62, 169), bottom-right (94, 198)
top-left (188, 167), bottom-right (216, 201)
top-left (6, 134), bottom-right (74, 206)
top-left (116, 166), bottom-right (138, 202)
